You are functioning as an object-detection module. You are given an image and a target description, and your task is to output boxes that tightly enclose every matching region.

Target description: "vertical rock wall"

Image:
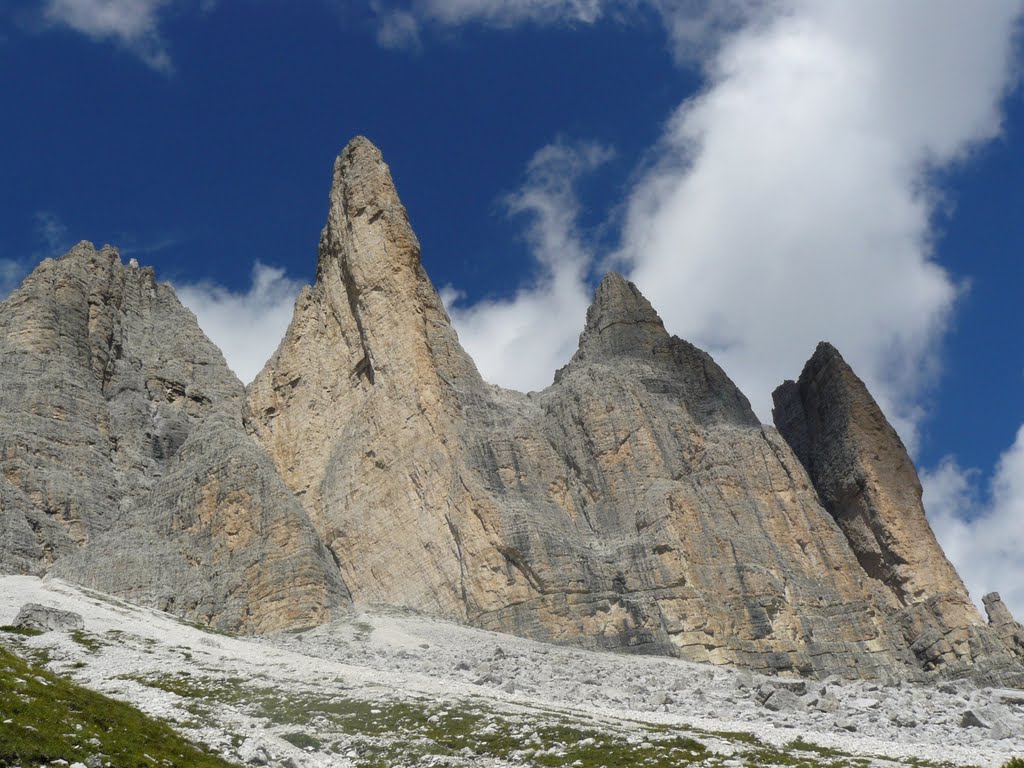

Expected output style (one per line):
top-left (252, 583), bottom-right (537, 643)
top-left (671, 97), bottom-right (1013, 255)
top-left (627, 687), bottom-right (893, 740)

top-left (773, 344), bottom-right (1024, 684)
top-left (0, 244), bottom-right (348, 632)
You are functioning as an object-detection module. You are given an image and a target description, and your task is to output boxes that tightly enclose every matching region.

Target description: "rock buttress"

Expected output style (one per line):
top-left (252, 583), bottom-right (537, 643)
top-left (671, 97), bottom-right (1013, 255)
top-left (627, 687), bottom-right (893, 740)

top-left (0, 243), bottom-right (348, 632)
top-left (772, 343), bottom-right (1024, 685)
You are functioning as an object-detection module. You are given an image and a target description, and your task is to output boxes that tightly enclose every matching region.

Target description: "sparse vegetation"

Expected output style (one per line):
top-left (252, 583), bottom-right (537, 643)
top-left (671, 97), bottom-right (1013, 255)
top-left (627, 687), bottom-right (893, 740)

top-left (69, 629), bottom-right (105, 653)
top-left (0, 625), bottom-right (43, 637)
top-left (0, 643), bottom-right (237, 768)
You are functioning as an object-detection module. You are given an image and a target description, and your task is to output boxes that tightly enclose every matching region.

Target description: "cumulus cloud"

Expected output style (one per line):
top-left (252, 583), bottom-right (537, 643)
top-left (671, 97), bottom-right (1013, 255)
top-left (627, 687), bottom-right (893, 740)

top-left (443, 141), bottom-right (610, 392)
top-left (923, 426), bottom-right (1024, 619)
top-left (437, 2), bottom-right (1022, 459)
top-left (616, 2), bottom-right (1023, 446)
top-left (175, 264), bottom-right (305, 384)
top-left (43, 0), bottom-right (174, 71)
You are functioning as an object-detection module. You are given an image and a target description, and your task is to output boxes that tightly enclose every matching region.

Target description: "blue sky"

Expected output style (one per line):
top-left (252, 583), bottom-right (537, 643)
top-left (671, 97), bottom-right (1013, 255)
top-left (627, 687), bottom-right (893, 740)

top-left (1, 1), bottom-right (1023, 616)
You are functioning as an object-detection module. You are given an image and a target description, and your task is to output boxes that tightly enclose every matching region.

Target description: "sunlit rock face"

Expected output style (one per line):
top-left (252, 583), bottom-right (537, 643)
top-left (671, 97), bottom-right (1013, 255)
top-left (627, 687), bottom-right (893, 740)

top-left (2, 137), bottom-right (1020, 683)
top-left (244, 137), bottom-right (1022, 682)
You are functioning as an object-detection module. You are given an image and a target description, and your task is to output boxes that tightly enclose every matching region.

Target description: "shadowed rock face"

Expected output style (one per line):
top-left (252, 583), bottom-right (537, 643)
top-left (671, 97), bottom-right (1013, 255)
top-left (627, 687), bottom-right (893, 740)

top-left (772, 344), bottom-right (1024, 685)
top-left (984, 592), bottom-right (1024, 659)
top-left (0, 244), bottom-right (348, 632)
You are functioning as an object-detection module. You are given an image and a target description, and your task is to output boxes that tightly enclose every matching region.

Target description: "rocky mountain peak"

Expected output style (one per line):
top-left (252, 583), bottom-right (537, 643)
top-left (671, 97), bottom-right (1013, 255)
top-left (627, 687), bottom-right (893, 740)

top-left (575, 272), bottom-right (668, 357)
top-left (773, 343), bottom-right (1024, 683)
top-left (771, 341), bottom-right (967, 605)
top-left (317, 135), bottom-right (419, 283)
top-left (4, 136), bottom-right (1023, 685)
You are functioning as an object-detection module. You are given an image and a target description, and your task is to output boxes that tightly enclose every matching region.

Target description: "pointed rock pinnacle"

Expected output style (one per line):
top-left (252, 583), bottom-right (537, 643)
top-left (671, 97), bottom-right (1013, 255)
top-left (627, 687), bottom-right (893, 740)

top-left (576, 272), bottom-right (669, 359)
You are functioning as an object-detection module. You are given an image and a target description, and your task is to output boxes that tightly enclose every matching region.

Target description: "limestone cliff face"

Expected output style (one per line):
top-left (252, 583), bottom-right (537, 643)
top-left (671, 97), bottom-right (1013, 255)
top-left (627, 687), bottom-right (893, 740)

top-left (984, 593), bottom-right (1024, 659)
top-left (4, 139), bottom-right (1021, 684)
top-left (772, 344), bottom-right (1024, 684)
top-left (0, 244), bottom-right (347, 632)
top-left (246, 137), bottom-right (485, 618)
top-left (248, 137), bottom-right (953, 679)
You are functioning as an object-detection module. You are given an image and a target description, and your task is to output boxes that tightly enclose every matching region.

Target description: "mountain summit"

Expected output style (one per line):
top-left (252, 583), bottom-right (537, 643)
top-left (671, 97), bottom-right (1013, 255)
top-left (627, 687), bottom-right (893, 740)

top-left (1, 137), bottom-right (1021, 684)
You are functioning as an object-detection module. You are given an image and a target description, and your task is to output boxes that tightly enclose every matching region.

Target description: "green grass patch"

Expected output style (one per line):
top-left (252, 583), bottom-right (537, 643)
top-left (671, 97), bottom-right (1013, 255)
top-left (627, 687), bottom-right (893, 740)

top-left (69, 630), bottom-right (105, 653)
top-left (0, 625), bottom-right (43, 637)
top-left (0, 643), bottom-right (236, 768)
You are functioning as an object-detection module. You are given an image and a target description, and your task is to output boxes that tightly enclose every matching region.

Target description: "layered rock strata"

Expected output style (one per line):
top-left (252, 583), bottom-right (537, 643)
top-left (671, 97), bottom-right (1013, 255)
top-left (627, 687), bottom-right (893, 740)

top-left (2, 137), bottom-right (1020, 684)
top-left (773, 344), bottom-right (1024, 684)
top-left (247, 136), bottom-right (983, 679)
top-left (0, 245), bottom-right (347, 632)
top-left (984, 592), bottom-right (1024, 660)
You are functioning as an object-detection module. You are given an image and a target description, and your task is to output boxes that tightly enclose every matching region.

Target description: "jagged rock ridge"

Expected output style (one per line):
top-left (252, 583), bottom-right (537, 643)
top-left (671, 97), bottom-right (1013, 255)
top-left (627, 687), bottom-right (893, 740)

top-left (0, 245), bottom-right (347, 632)
top-left (1, 137), bottom-right (1021, 684)
top-left (245, 137), bottom-right (1024, 681)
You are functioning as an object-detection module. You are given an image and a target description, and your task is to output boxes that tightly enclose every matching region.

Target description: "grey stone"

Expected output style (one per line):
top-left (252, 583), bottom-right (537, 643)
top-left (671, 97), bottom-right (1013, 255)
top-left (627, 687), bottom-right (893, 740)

top-left (812, 693), bottom-right (840, 713)
top-left (891, 713), bottom-right (918, 728)
top-left (773, 343), bottom-right (1024, 686)
top-left (991, 688), bottom-right (1024, 705)
top-left (3, 136), bottom-right (1022, 688)
top-left (848, 697), bottom-right (882, 710)
top-left (770, 678), bottom-right (808, 695)
top-left (13, 603), bottom-right (84, 632)
top-left (959, 704), bottom-right (1018, 739)
top-left (834, 717), bottom-right (858, 732)
top-left (0, 243), bottom-right (349, 633)
top-left (763, 689), bottom-right (803, 712)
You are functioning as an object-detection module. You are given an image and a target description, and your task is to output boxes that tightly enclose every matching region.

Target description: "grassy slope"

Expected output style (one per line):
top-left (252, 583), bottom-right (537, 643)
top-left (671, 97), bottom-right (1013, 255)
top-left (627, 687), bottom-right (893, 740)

top-left (0, 641), bottom-right (236, 768)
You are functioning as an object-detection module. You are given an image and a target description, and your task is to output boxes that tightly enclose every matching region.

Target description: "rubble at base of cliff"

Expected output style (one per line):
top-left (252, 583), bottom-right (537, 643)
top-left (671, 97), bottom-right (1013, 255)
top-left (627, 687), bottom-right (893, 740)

top-left (2, 576), bottom-right (1021, 768)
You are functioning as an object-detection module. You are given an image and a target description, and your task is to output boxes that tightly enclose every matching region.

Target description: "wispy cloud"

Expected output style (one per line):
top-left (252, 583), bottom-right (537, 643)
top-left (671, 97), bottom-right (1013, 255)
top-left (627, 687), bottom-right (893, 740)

top-left (372, 0), bottom-right (606, 50)
top-left (443, 141), bottom-right (610, 392)
top-left (174, 263), bottom-right (305, 385)
top-left (437, 2), bottom-right (1022, 462)
top-left (42, 0), bottom-right (174, 72)
top-left (34, 211), bottom-right (73, 257)
top-left (371, 0), bottom-right (769, 59)
top-left (923, 425), bottom-right (1024, 619)
top-left (117, 234), bottom-right (181, 257)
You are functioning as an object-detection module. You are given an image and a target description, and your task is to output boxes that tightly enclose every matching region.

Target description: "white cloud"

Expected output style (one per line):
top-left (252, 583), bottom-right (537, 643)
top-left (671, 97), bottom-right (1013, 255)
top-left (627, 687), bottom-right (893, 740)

top-left (372, 0), bottom-right (609, 50)
top-left (392, 0), bottom-right (604, 28)
top-left (373, 5), bottom-right (422, 49)
top-left (43, 0), bottom-right (174, 72)
top-left (372, 0), bottom-right (772, 59)
top-left (175, 264), bottom-right (305, 385)
top-left (923, 426), bottom-right (1024, 620)
top-left (438, 2), bottom-right (1022, 460)
top-left (443, 141), bottom-right (610, 392)
top-left (617, 2), bottom-right (1024, 447)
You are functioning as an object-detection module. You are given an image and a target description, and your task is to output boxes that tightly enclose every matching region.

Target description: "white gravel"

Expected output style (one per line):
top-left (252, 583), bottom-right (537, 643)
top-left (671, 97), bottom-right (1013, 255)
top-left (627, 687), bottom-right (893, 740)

top-left (1, 576), bottom-right (1021, 767)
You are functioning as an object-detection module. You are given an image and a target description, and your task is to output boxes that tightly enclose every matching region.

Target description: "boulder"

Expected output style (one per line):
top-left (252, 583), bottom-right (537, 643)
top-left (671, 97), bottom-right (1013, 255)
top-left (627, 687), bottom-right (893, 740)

top-left (13, 603), bottom-right (84, 632)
